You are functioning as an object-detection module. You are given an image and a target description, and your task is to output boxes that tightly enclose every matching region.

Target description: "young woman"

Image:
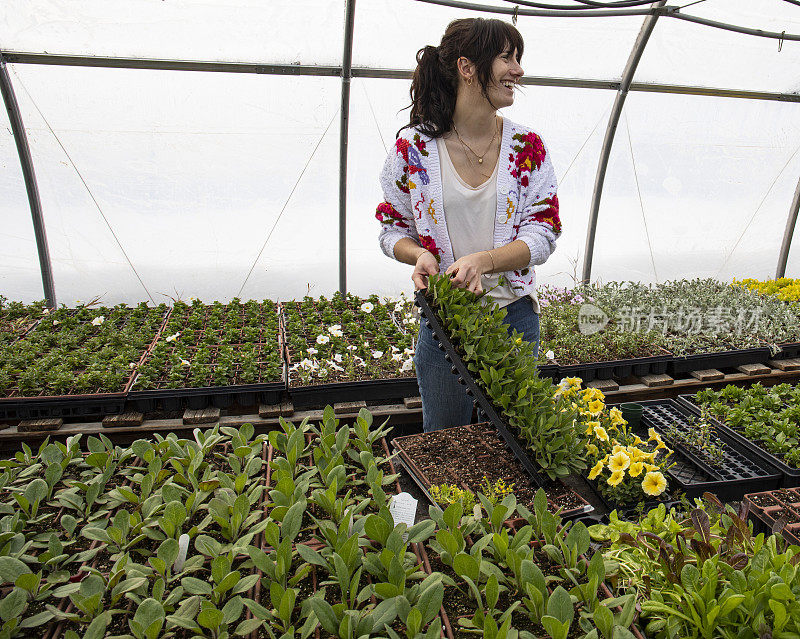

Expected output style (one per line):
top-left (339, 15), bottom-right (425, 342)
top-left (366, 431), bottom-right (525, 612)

top-left (375, 17), bottom-right (561, 432)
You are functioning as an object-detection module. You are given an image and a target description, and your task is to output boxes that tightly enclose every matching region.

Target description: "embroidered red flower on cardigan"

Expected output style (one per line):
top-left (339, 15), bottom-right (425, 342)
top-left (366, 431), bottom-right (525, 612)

top-left (509, 131), bottom-right (546, 187)
top-left (419, 234), bottom-right (441, 262)
top-left (531, 194), bottom-right (562, 234)
top-left (375, 202), bottom-right (409, 228)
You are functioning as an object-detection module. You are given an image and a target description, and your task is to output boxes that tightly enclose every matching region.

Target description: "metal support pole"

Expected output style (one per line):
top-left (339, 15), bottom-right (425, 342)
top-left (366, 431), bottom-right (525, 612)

top-left (339, 0), bottom-right (356, 295)
top-left (0, 53), bottom-right (56, 307)
top-left (581, 0), bottom-right (666, 284)
top-left (776, 176), bottom-right (800, 279)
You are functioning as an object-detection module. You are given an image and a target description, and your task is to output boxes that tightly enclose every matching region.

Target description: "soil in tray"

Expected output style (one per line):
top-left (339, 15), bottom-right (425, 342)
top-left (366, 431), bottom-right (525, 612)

top-left (769, 507), bottom-right (800, 525)
top-left (749, 493), bottom-right (782, 508)
top-left (397, 424), bottom-right (585, 513)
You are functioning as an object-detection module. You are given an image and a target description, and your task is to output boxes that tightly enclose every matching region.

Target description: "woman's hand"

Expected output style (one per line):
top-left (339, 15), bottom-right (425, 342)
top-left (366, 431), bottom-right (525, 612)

top-left (445, 252), bottom-right (493, 295)
top-left (412, 250), bottom-right (440, 290)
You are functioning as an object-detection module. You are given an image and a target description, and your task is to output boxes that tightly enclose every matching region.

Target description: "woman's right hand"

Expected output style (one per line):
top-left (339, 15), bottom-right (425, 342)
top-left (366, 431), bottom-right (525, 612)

top-left (412, 250), bottom-right (439, 290)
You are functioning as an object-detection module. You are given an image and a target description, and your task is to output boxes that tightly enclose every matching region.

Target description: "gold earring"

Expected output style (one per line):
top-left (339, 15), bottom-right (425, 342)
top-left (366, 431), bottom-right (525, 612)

top-left (467, 77), bottom-right (473, 86)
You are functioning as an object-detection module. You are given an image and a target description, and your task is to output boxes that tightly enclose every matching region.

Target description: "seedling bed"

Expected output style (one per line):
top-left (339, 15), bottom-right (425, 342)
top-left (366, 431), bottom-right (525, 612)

top-left (0, 304), bottom-right (169, 420)
top-left (414, 289), bottom-right (549, 487)
top-left (128, 300), bottom-right (284, 411)
top-left (667, 346), bottom-right (772, 376)
top-left (677, 392), bottom-right (800, 487)
top-left (744, 487), bottom-right (800, 546)
top-left (282, 295), bottom-right (417, 407)
top-left (392, 423), bottom-right (592, 520)
top-left (635, 399), bottom-right (781, 500)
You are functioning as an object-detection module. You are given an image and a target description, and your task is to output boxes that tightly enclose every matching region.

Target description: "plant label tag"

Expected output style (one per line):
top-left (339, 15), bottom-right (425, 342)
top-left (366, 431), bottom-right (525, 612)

top-left (389, 492), bottom-right (418, 538)
top-left (174, 533), bottom-right (190, 572)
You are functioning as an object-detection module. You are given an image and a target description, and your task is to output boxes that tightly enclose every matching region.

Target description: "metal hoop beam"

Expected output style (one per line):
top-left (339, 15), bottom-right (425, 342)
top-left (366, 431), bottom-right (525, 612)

top-left (340, 0), bottom-right (357, 295)
top-left (5, 52), bottom-right (799, 103)
top-left (0, 53), bottom-right (56, 307)
top-left (581, 0), bottom-right (667, 284)
top-left (777, 176), bottom-right (800, 278)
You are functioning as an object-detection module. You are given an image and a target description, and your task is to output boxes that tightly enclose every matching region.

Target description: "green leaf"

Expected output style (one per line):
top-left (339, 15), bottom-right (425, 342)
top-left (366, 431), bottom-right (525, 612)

top-left (546, 586), bottom-right (573, 626)
top-left (197, 601), bottom-right (224, 631)
top-left (132, 598), bottom-right (165, 639)
top-left (0, 557), bottom-right (31, 585)
top-left (309, 597), bottom-right (338, 634)
top-left (0, 589), bottom-right (26, 622)
top-left (181, 576), bottom-right (212, 595)
top-left (486, 574), bottom-right (499, 611)
top-left (541, 616), bottom-right (570, 639)
top-left (453, 553), bottom-right (480, 583)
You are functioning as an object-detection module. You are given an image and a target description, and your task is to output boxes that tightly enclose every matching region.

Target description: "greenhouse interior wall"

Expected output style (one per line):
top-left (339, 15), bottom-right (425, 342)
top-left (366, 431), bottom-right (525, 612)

top-left (2, 0), bottom-right (799, 305)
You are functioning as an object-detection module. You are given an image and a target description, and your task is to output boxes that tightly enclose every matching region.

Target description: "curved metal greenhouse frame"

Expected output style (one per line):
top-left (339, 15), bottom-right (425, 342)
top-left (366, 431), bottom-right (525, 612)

top-left (2, 0), bottom-right (800, 305)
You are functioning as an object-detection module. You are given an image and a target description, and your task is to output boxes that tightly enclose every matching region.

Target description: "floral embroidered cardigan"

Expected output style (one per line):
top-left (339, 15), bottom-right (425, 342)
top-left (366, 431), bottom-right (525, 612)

top-left (375, 118), bottom-right (561, 296)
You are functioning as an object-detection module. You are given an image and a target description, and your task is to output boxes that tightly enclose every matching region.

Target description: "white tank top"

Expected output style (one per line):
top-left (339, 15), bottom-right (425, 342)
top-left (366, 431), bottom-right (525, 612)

top-left (436, 136), bottom-right (522, 309)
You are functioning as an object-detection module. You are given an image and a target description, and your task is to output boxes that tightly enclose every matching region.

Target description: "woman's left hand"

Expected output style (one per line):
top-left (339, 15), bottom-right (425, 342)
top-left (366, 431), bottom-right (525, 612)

top-left (445, 251), bottom-right (492, 295)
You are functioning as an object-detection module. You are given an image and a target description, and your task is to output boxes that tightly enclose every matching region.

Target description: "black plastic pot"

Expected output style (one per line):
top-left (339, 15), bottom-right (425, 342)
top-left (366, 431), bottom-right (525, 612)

top-left (288, 377), bottom-right (420, 409)
top-left (555, 352), bottom-right (672, 383)
top-left (667, 347), bottom-right (772, 376)
top-left (634, 399), bottom-right (782, 500)
top-left (676, 393), bottom-right (800, 488)
top-left (414, 290), bottom-right (549, 487)
top-left (0, 393), bottom-right (126, 421)
top-left (126, 379), bottom-right (285, 413)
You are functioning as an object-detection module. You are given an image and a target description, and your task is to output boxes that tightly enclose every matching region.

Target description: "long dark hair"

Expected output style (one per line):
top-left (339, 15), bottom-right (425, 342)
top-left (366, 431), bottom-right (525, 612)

top-left (400, 18), bottom-right (524, 139)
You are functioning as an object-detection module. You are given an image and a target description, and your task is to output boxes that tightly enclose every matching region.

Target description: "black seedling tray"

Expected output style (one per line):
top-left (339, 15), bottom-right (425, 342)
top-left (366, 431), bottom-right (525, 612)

top-left (414, 290), bottom-right (548, 487)
top-left (127, 360), bottom-right (286, 412)
top-left (635, 399), bottom-right (782, 500)
top-left (0, 393), bottom-right (126, 421)
top-left (287, 377), bottom-right (420, 409)
top-left (773, 341), bottom-right (800, 360)
top-left (667, 347), bottom-right (772, 376)
top-left (677, 393), bottom-right (800, 488)
top-left (555, 353), bottom-right (672, 383)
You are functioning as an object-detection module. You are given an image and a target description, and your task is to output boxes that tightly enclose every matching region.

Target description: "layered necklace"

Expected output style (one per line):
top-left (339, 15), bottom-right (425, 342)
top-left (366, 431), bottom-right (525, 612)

top-left (452, 115), bottom-right (500, 179)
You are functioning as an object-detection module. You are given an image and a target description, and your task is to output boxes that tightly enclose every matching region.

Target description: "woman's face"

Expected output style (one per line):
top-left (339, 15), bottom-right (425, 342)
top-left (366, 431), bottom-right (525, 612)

top-left (488, 46), bottom-right (524, 108)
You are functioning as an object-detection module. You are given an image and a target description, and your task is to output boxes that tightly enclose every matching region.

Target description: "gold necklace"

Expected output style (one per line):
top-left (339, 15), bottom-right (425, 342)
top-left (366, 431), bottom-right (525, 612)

top-left (452, 116), bottom-right (498, 164)
top-left (457, 136), bottom-right (496, 180)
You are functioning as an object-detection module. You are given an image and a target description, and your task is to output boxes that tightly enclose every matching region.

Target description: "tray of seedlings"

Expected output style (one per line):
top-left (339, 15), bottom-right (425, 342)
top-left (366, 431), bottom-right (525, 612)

top-left (635, 398), bottom-right (782, 501)
top-left (667, 346), bottom-right (773, 376)
top-left (392, 422), bottom-right (593, 520)
top-left (0, 303), bottom-right (169, 421)
top-left (0, 296), bottom-right (47, 346)
top-left (128, 299), bottom-right (285, 411)
top-left (282, 293), bottom-right (419, 408)
top-left (744, 487), bottom-right (800, 546)
top-left (678, 383), bottom-right (800, 487)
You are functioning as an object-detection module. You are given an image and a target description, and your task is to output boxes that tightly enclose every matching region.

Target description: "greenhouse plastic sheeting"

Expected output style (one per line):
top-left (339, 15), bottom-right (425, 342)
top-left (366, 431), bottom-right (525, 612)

top-left (636, 2), bottom-right (800, 94)
top-left (1, 0), bottom-right (344, 65)
top-left (1, 1), bottom-right (799, 304)
top-left (354, 0), bottom-right (644, 81)
top-left (4, 64), bottom-right (341, 304)
top-left (593, 91), bottom-right (800, 284)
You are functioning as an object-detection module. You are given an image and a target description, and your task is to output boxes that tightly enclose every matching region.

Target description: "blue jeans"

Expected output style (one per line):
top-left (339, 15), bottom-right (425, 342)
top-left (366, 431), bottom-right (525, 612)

top-left (414, 296), bottom-right (540, 433)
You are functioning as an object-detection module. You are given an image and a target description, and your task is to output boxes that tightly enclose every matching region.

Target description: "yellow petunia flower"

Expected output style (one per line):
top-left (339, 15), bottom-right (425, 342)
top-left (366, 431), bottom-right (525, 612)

top-left (588, 399), bottom-right (605, 415)
top-left (609, 407), bottom-right (626, 425)
top-left (628, 461), bottom-right (644, 477)
top-left (642, 471), bottom-right (667, 497)
top-left (566, 377), bottom-right (582, 388)
top-left (648, 427), bottom-right (659, 441)
top-left (607, 470), bottom-right (625, 486)
top-left (612, 444), bottom-right (626, 456)
top-left (588, 460), bottom-right (604, 480)
top-left (632, 435), bottom-right (645, 446)
top-left (587, 444), bottom-right (599, 457)
top-left (593, 425), bottom-right (609, 442)
top-left (644, 463), bottom-right (659, 472)
top-left (608, 451), bottom-right (631, 473)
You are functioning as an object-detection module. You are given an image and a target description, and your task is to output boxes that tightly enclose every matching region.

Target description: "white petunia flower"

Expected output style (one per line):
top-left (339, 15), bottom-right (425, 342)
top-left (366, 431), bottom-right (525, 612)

top-left (360, 302), bottom-right (374, 314)
top-left (401, 358), bottom-right (414, 372)
top-left (355, 357), bottom-right (366, 368)
top-left (363, 341), bottom-right (369, 347)
top-left (307, 347), bottom-right (318, 355)
top-left (42, 308), bottom-right (50, 315)
top-left (333, 353), bottom-right (343, 363)
top-left (328, 324), bottom-right (343, 337)
top-left (52, 319), bottom-right (60, 325)
top-left (371, 350), bottom-right (383, 359)
top-left (129, 362), bottom-right (137, 369)
top-left (403, 348), bottom-right (415, 356)
top-left (166, 332), bottom-right (181, 342)
top-left (391, 346), bottom-right (400, 352)
top-left (180, 358), bottom-right (190, 366)
top-left (545, 350), bottom-right (555, 360)
top-left (391, 353), bottom-right (403, 362)
top-left (91, 316), bottom-right (105, 326)
top-left (329, 361), bottom-right (344, 372)
top-left (346, 345), bottom-right (357, 351)
top-left (394, 303), bottom-right (404, 313)
top-left (316, 334), bottom-right (330, 345)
